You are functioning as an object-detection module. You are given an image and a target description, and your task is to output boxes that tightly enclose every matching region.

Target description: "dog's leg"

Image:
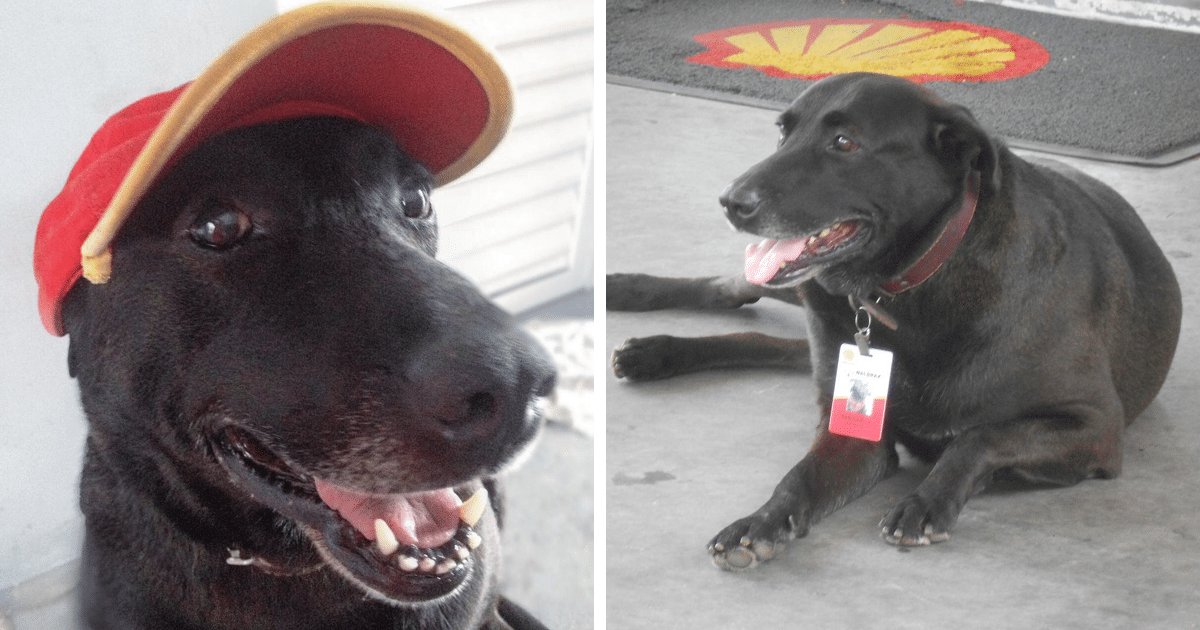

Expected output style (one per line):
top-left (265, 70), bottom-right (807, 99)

top-left (612, 333), bottom-right (810, 381)
top-left (607, 273), bottom-right (802, 311)
top-left (708, 412), bottom-right (899, 571)
top-left (880, 410), bottom-right (1125, 546)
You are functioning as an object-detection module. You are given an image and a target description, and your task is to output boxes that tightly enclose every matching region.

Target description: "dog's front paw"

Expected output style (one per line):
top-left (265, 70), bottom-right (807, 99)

top-left (611, 336), bottom-right (681, 381)
top-left (879, 494), bottom-right (958, 546)
top-left (706, 512), bottom-right (798, 571)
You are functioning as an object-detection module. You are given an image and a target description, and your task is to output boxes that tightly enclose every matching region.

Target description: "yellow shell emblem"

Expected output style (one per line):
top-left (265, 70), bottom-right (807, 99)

top-left (689, 19), bottom-right (1048, 83)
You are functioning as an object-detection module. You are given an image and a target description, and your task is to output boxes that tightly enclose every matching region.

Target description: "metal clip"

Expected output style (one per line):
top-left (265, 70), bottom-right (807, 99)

top-left (854, 306), bottom-right (872, 356)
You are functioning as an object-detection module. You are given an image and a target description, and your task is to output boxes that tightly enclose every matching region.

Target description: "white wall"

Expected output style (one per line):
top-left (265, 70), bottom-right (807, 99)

top-left (0, 0), bottom-right (281, 591)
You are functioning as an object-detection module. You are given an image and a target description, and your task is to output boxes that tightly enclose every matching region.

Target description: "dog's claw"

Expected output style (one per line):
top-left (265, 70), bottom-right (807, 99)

top-left (925, 523), bottom-right (950, 543)
top-left (880, 494), bottom-right (956, 546)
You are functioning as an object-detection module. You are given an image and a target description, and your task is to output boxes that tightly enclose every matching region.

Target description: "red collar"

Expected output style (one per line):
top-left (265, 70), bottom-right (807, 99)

top-left (878, 170), bottom-right (981, 296)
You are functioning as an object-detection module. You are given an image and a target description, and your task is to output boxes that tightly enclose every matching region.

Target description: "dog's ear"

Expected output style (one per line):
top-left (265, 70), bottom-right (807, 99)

top-left (932, 105), bottom-right (1002, 197)
top-left (62, 285), bottom-right (84, 378)
top-left (67, 338), bottom-right (79, 378)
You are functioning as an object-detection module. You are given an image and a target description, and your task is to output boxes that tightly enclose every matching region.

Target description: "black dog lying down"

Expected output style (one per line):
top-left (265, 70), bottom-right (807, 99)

top-left (63, 117), bottom-right (556, 628)
top-left (609, 72), bottom-right (1181, 571)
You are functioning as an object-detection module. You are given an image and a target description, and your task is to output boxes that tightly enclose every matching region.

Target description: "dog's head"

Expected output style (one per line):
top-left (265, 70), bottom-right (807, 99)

top-left (723, 72), bottom-right (1001, 297)
top-left (62, 116), bottom-right (556, 606)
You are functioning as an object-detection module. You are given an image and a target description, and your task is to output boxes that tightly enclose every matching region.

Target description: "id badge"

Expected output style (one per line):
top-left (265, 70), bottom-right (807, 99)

top-left (828, 343), bottom-right (893, 442)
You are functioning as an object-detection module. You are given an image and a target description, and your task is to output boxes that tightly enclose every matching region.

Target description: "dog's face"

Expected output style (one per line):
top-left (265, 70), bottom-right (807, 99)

top-left (723, 72), bottom-right (999, 297)
top-left (64, 117), bottom-right (556, 608)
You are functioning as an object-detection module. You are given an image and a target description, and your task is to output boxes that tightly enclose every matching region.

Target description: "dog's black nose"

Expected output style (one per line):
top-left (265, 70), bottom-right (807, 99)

top-left (408, 323), bottom-right (556, 443)
top-left (720, 183), bottom-right (762, 225)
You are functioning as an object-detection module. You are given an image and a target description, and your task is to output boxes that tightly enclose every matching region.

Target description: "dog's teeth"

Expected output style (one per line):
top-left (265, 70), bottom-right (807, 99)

top-left (819, 228), bottom-right (832, 238)
top-left (398, 555), bottom-right (419, 572)
top-left (419, 557), bottom-right (437, 572)
top-left (465, 530), bottom-right (482, 550)
top-left (435, 559), bottom-right (457, 575)
top-left (458, 487), bottom-right (488, 527)
top-left (374, 519), bottom-right (399, 556)
top-left (453, 543), bottom-right (470, 561)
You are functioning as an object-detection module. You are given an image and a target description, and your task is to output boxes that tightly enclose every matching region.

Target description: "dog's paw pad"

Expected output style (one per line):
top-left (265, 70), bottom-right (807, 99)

top-left (711, 544), bottom-right (758, 571)
top-left (707, 515), bottom-right (792, 571)
top-left (708, 536), bottom-right (785, 571)
top-left (611, 336), bottom-right (678, 381)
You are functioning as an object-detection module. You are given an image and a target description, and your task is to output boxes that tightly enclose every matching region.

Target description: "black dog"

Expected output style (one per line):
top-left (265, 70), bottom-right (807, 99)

top-left (609, 73), bottom-right (1181, 571)
top-left (63, 116), bottom-right (556, 628)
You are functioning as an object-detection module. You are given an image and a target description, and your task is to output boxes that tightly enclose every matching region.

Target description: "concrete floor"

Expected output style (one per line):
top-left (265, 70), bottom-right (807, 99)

top-left (605, 84), bottom-right (1200, 629)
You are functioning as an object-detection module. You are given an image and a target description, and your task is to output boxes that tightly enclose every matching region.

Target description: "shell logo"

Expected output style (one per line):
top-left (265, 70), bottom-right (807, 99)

top-left (688, 19), bottom-right (1049, 83)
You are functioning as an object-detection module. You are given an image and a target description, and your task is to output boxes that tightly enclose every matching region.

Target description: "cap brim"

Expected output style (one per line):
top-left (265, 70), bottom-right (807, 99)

top-left (79, 1), bottom-right (513, 284)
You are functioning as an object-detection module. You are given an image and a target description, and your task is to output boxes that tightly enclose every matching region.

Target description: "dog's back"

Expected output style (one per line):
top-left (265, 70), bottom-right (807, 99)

top-left (1017, 155), bottom-right (1181, 421)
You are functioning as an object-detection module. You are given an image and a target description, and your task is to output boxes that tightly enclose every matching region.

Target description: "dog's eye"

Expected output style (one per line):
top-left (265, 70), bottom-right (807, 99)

top-left (833, 135), bottom-right (860, 153)
top-left (189, 204), bottom-right (252, 250)
top-left (400, 188), bottom-right (432, 219)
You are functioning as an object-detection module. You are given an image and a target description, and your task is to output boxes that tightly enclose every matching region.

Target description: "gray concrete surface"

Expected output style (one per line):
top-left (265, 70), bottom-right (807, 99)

top-left (605, 84), bottom-right (1199, 630)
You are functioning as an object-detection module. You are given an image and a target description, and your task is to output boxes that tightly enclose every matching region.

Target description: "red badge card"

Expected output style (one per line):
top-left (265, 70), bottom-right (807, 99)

top-left (829, 343), bottom-right (893, 442)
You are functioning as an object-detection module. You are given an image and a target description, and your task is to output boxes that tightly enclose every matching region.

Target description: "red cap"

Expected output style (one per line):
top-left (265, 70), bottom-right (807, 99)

top-left (34, 2), bottom-right (513, 336)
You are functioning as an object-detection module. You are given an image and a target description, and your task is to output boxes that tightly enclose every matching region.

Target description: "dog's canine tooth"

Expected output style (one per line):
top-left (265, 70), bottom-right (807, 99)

top-left (465, 530), bottom-right (482, 550)
top-left (398, 555), bottom-right (419, 572)
top-left (819, 227), bottom-right (832, 238)
top-left (458, 487), bottom-right (488, 527)
top-left (435, 559), bottom-right (456, 575)
top-left (419, 557), bottom-right (436, 572)
top-left (374, 518), bottom-right (400, 556)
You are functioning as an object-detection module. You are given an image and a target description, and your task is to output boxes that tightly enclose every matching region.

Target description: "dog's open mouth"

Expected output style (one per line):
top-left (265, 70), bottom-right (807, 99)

top-left (744, 220), bottom-right (867, 287)
top-left (212, 426), bottom-right (487, 603)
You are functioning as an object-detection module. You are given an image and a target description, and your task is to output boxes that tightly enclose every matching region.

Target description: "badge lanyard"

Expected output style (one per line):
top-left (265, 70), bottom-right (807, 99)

top-left (829, 304), bottom-right (894, 442)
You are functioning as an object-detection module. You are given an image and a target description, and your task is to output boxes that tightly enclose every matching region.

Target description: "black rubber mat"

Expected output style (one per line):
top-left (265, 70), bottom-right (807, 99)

top-left (607, 0), bottom-right (1200, 164)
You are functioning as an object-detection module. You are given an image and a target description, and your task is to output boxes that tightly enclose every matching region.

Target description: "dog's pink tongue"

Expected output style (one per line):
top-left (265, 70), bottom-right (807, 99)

top-left (313, 478), bottom-right (461, 549)
top-left (745, 238), bottom-right (808, 285)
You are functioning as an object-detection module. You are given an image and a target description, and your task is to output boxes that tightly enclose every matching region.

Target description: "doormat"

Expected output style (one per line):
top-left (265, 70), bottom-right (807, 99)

top-left (607, 0), bottom-right (1200, 164)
